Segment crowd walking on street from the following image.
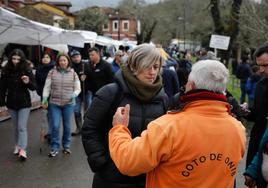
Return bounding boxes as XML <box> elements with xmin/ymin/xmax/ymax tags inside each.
<box><xmin>1</xmin><ymin>41</ymin><xmax>268</xmax><ymax>188</ymax></box>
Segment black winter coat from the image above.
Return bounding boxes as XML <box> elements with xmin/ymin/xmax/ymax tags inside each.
<box><xmin>0</xmin><ymin>67</ymin><xmax>36</xmax><ymax>110</ymax></box>
<box><xmin>246</xmin><ymin>77</ymin><xmax>268</xmax><ymax>167</ymax></box>
<box><xmin>86</xmin><ymin>59</ymin><xmax>114</xmax><ymax>95</ymax></box>
<box><xmin>35</xmin><ymin>62</ymin><xmax>54</xmax><ymax>97</ymax></box>
<box><xmin>71</xmin><ymin>60</ymin><xmax>90</xmax><ymax>98</ymax></box>
<box><xmin>82</xmin><ymin>71</ymin><xmax>169</xmax><ymax>188</ymax></box>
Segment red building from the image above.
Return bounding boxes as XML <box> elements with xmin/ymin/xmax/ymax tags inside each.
<box><xmin>101</xmin><ymin>8</ymin><xmax>140</xmax><ymax>41</ymax></box>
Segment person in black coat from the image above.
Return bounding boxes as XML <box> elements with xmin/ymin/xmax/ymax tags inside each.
<box><xmin>87</xmin><ymin>47</ymin><xmax>114</xmax><ymax>95</ymax></box>
<box><xmin>0</xmin><ymin>49</ymin><xmax>36</xmax><ymax>161</ymax></box>
<box><xmin>82</xmin><ymin>44</ymin><xmax>169</xmax><ymax>188</ymax></box>
<box><xmin>236</xmin><ymin>56</ymin><xmax>252</xmax><ymax>104</ymax></box>
<box><xmin>70</xmin><ymin>50</ymin><xmax>91</xmax><ymax>136</ymax></box>
<box><xmin>162</xmin><ymin>65</ymin><xmax>180</xmax><ymax>105</ymax></box>
<box><xmin>242</xmin><ymin>44</ymin><xmax>268</xmax><ymax>173</ymax></box>
<box><xmin>35</xmin><ymin>52</ymin><xmax>55</xmax><ymax>142</ymax></box>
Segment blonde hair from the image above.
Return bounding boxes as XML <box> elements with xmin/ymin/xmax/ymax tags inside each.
<box><xmin>126</xmin><ymin>44</ymin><xmax>164</xmax><ymax>75</ymax></box>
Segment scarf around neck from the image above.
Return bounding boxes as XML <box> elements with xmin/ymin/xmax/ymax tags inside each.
<box><xmin>121</xmin><ymin>65</ymin><xmax>162</xmax><ymax>103</ymax></box>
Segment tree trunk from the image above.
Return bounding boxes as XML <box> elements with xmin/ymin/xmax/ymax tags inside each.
<box><xmin>136</xmin><ymin>20</ymin><xmax>158</xmax><ymax>44</ymax></box>
<box><xmin>228</xmin><ymin>0</ymin><xmax>243</xmax><ymax>66</ymax></box>
<box><xmin>210</xmin><ymin>0</ymin><xmax>243</xmax><ymax>66</ymax></box>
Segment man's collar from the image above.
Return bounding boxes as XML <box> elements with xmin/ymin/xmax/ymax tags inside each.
<box><xmin>179</xmin><ymin>89</ymin><xmax>227</xmax><ymax>103</ymax></box>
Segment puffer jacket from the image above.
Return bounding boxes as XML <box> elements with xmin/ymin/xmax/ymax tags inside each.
<box><xmin>0</xmin><ymin>67</ymin><xmax>36</xmax><ymax>110</ymax></box>
<box><xmin>82</xmin><ymin>70</ymin><xmax>169</xmax><ymax>188</ymax></box>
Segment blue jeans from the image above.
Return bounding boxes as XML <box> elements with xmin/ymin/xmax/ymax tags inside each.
<box><xmin>49</xmin><ymin>103</ymin><xmax>74</xmax><ymax>151</ymax></box>
<box><xmin>8</xmin><ymin>108</ymin><xmax>30</xmax><ymax>150</ymax></box>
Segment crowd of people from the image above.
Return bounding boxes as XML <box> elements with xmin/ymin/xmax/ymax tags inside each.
<box><xmin>0</xmin><ymin>42</ymin><xmax>268</xmax><ymax>187</ymax></box>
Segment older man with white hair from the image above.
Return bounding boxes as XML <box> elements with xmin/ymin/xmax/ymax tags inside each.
<box><xmin>109</xmin><ymin>60</ymin><xmax>246</xmax><ymax>188</ymax></box>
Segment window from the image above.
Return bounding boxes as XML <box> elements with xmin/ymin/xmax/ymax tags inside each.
<box><xmin>103</xmin><ymin>23</ymin><xmax>109</xmax><ymax>31</ymax></box>
<box><xmin>113</xmin><ymin>20</ymin><xmax>118</xmax><ymax>31</ymax></box>
<box><xmin>122</xmin><ymin>20</ymin><xmax>129</xmax><ymax>31</ymax></box>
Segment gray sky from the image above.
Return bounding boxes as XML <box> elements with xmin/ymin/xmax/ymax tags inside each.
<box><xmin>70</xmin><ymin>0</ymin><xmax>159</xmax><ymax>11</ymax></box>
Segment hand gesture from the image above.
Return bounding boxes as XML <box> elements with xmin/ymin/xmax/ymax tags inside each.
<box><xmin>113</xmin><ymin>104</ymin><xmax>130</xmax><ymax>127</ymax></box>
<box><xmin>21</xmin><ymin>75</ymin><xmax>29</xmax><ymax>84</ymax></box>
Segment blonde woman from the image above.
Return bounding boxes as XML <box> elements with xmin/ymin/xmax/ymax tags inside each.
<box><xmin>82</xmin><ymin>44</ymin><xmax>169</xmax><ymax>188</ymax></box>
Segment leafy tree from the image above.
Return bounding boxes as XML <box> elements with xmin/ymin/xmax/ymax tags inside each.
<box><xmin>75</xmin><ymin>7</ymin><xmax>108</xmax><ymax>34</ymax></box>
<box><xmin>59</xmin><ymin>18</ymin><xmax>73</xmax><ymax>29</ymax></box>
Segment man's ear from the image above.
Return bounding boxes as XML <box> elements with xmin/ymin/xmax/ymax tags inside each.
<box><xmin>190</xmin><ymin>81</ymin><xmax>196</xmax><ymax>90</ymax></box>
<box><xmin>185</xmin><ymin>80</ymin><xmax>196</xmax><ymax>92</ymax></box>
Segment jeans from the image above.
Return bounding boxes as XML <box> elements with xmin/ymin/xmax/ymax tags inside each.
<box><xmin>8</xmin><ymin>108</ymin><xmax>30</xmax><ymax>150</ymax></box>
<box><xmin>49</xmin><ymin>103</ymin><xmax>74</xmax><ymax>151</ymax></box>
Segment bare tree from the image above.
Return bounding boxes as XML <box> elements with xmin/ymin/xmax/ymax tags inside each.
<box><xmin>209</xmin><ymin>0</ymin><xmax>243</xmax><ymax>65</ymax></box>
<box><xmin>239</xmin><ymin>0</ymin><xmax>268</xmax><ymax>47</ymax></box>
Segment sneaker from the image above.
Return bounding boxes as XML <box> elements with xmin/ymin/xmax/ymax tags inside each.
<box><xmin>48</xmin><ymin>150</ymin><xmax>59</xmax><ymax>158</ymax></box>
<box><xmin>13</xmin><ymin>145</ymin><xmax>20</xmax><ymax>155</ymax></box>
<box><xmin>62</xmin><ymin>148</ymin><xmax>71</xmax><ymax>155</ymax></box>
<box><xmin>18</xmin><ymin>149</ymin><xmax>27</xmax><ymax>161</ymax></box>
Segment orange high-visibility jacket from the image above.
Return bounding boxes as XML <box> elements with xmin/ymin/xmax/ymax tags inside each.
<box><xmin>109</xmin><ymin>100</ymin><xmax>246</xmax><ymax>188</ymax></box>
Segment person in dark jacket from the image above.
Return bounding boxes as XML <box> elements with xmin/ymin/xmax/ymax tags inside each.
<box><xmin>242</xmin><ymin>44</ymin><xmax>268</xmax><ymax>171</ymax></box>
<box><xmin>82</xmin><ymin>44</ymin><xmax>169</xmax><ymax>188</ymax></box>
<box><xmin>87</xmin><ymin>47</ymin><xmax>114</xmax><ymax>95</ymax></box>
<box><xmin>0</xmin><ymin>49</ymin><xmax>36</xmax><ymax>161</ymax></box>
<box><xmin>246</xmin><ymin>65</ymin><xmax>262</xmax><ymax>109</ymax></box>
<box><xmin>70</xmin><ymin>50</ymin><xmax>91</xmax><ymax>136</ymax></box>
<box><xmin>35</xmin><ymin>52</ymin><xmax>55</xmax><ymax>142</ymax></box>
<box><xmin>236</xmin><ymin>56</ymin><xmax>252</xmax><ymax>104</ymax></box>
<box><xmin>162</xmin><ymin>64</ymin><xmax>179</xmax><ymax>105</ymax></box>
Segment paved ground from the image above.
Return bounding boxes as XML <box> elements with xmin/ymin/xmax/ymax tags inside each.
<box><xmin>0</xmin><ymin>109</ymin><xmax>93</xmax><ymax>188</ymax></box>
<box><xmin>0</xmin><ymin>109</ymin><xmax>249</xmax><ymax>188</ymax></box>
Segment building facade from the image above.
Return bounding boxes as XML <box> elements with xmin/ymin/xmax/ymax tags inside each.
<box><xmin>101</xmin><ymin>8</ymin><xmax>140</xmax><ymax>41</ymax></box>
<box><xmin>0</xmin><ymin>0</ymin><xmax>74</xmax><ymax>28</ymax></box>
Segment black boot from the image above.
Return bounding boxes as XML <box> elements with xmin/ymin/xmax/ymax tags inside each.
<box><xmin>72</xmin><ymin>115</ymin><xmax>82</xmax><ymax>136</ymax></box>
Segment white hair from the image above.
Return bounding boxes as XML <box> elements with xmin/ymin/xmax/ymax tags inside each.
<box><xmin>188</xmin><ymin>60</ymin><xmax>229</xmax><ymax>93</ymax></box>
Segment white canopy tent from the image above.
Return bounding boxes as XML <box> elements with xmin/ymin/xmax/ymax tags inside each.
<box><xmin>0</xmin><ymin>8</ymin><xmax>87</xmax><ymax>52</ymax></box>
<box><xmin>0</xmin><ymin>8</ymin><xmax>138</xmax><ymax>53</ymax></box>
<box><xmin>73</xmin><ymin>30</ymin><xmax>97</xmax><ymax>43</ymax></box>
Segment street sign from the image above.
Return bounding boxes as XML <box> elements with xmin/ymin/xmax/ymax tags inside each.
<box><xmin>209</xmin><ymin>34</ymin><xmax>230</xmax><ymax>50</ymax></box>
